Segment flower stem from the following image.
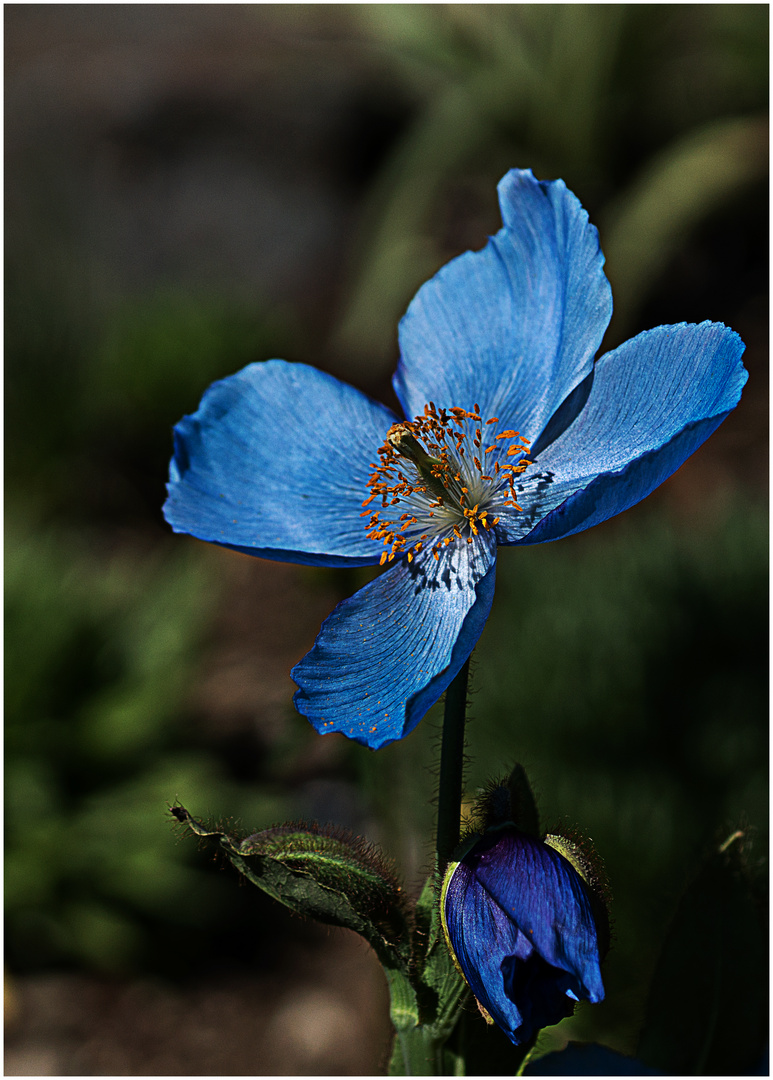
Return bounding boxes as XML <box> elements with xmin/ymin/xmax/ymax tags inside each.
<box><xmin>436</xmin><ymin>658</ymin><xmax>471</xmax><ymax>868</ymax></box>
<box><xmin>388</xmin><ymin>1025</ymin><xmax>450</xmax><ymax>1076</ymax></box>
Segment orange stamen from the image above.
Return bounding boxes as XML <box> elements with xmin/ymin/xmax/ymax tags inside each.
<box><xmin>363</xmin><ymin>403</ymin><xmax>530</xmax><ymax>564</ymax></box>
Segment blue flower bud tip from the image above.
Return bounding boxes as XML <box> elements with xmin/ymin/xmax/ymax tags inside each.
<box><xmin>441</xmin><ymin>827</ymin><xmax>607</xmax><ymax>1045</ymax></box>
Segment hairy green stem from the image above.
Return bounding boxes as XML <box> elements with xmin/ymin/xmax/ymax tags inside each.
<box><xmin>436</xmin><ymin>658</ymin><xmax>470</xmax><ymax>869</ymax></box>
<box><xmin>388</xmin><ymin>1026</ymin><xmax>451</xmax><ymax>1076</ymax></box>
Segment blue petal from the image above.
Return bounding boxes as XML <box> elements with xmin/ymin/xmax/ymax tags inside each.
<box><xmin>164</xmin><ymin>360</ymin><xmax>398</xmax><ymax>566</ymax></box>
<box><xmin>291</xmin><ymin>532</ymin><xmax>497</xmax><ymax>749</ymax></box>
<box><xmin>494</xmin><ymin>322</ymin><xmax>747</xmax><ymax>544</ymax></box>
<box><xmin>443</xmin><ymin>859</ymin><xmax>530</xmax><ymax>1042</ymax></box>
<box><xmin>444</xmin><ymin>859</ymin><xmax>578</xmax><ymax>1044</ymax></box>
<box><xmin>470</xmin><ymin>831</ymin><xmax>604</xmax><ymax>1003</ymax></box>
<box><xmin>394</xmin><ymin>169</ymin><xmax>612</xmax><ymax>441</ymax></box>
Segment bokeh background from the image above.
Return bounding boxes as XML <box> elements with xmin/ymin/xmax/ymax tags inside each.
<box><xmin>5</xmin><ymin>4</ymin><xmax>768</xmax><ymax>1075</ymax></box>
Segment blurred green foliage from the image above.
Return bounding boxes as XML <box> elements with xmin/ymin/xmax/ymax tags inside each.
<box><xmin>5</xmin><ymin>3</ymin><xmax>767</xmax><ymax>1067</ymax></box>
<box><xmin>5</xmin><ymin>282</ymin><xmax>301</xmax><ymax>972</ymax></box>
<box><xmin>637</xmin><ymin>832</ymin><xmax>766</xmax><ymax>1074</ymax></box>
<box><xmin>335</xmin><ymin>4</ymin><xmax>767</xmax><ymax>364</ymax></box>
<box><xmin>4</xmin><ymin>508</ymin><xmax>296</xmax><ymax>973</ymax></box>
<box><xmin>5</xmin><ymin>269</ymin><xmax>295</xmax><ymax>517</ymax></box>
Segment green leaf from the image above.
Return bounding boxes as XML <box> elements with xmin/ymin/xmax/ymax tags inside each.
<box><xmin>636</xmin><ymin>831</ymin><xmax>766</xmax><ymax>1075</ymax></box>
<box><xmin>172</xmin><ymin>806</ymin><xmax>412</xmax><ymax>974</ymax></box>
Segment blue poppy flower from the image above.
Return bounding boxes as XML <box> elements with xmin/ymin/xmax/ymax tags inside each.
<box><xmin>440</xmin><ymin>827</ymin><xmax>606</xmax><ymax>1046</ymax></box>
<box><xmin>164</xmin><ymin>168</ymin><xmax>747</xmax><ymax>750</ymax></box>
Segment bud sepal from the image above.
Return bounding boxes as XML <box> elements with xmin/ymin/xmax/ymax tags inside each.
<box><xmin>171</xmin><ymin>805</ymin><xmax>412</xmax><ymax>973</ymax></box>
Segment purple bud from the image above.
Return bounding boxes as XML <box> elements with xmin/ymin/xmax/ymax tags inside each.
<box><xmin>441</xmin><ymin>827</ymin><xmax>606</xmax><ymax>1045</ymax></box>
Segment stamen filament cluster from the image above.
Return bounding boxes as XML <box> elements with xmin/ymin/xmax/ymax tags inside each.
<box><xmin>361</xmin><ymin>402</ymin><xmax>531</xmax><ymax>565</ymax></box>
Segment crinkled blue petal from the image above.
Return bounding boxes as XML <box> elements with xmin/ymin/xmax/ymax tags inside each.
<box><xmin>443</xmin><ymin>858</ymin><xmax>580</xmax><ymax>1045</ymax></box>
<box><xmin>394</xmin><ymin>169</ymin><xmax>612</xmax><ymax>440</ymax></box>
<box><xmin>469</xmin><ymin>831</ymin><xmax>604</xmax><ymax>1003</ymax></box>
<box><xmin>494</xmin><ymin>322</ymin><xmax>747</xmax><ymax>544</ymax></box>
<box><xmin>164</xmin><ymin>360</ymin><xmax>397</xmax><ymax>566</ymax></box>
<box><xmin>443</xmin><ymin>859</ymin><xmax>530</xmax><ymax>1042</ymax></box>
<box><xmin>291</xmin><ymin>532</ymin><xmax>497</xmax><ymax>749</ymax></box>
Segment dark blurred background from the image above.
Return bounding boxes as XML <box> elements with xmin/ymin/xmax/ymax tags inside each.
<box><xmin>5</xmin><ymin>5</ymin><xmax>768</xmax><ymax>1074</ymax></box>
